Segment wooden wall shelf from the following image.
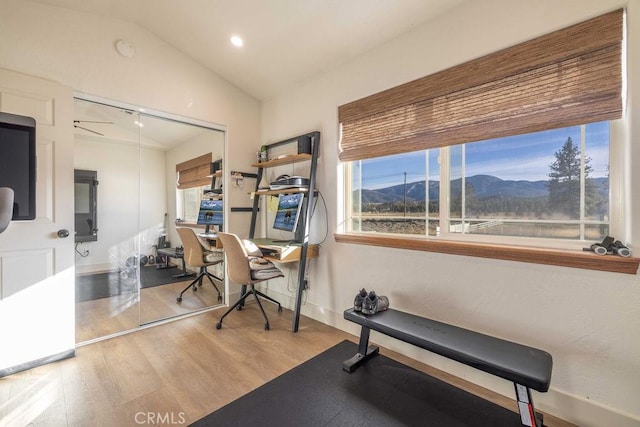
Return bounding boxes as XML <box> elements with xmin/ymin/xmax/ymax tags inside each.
<box><xmin>251</xmin><ymin>153</ymin><xmax>312</xmax><ymax>168</ymax></box>
<box><xmin>253</xmin><ymin>188</ymin><xmax>312</xmax><ymax>196</ymax></box>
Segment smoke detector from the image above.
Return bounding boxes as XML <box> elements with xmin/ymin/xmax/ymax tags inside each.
<box><xmin>115</xmin><ymin>40</ymin><xmax>135</xmax><ymax>58</ymax></box>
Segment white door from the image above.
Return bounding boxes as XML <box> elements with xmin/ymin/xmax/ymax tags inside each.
<box><xmin>0</xmin><ymin>68</ymin><xmax>75</xmax><ymax>374</ymax></box>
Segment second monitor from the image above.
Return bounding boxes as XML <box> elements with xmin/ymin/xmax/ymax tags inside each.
<box><xmin>197</xmin><ymin>199</ymin><xmax>223</xmax><ymax>234</ymax></box>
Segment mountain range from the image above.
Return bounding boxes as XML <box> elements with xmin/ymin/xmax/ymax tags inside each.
<box><xmin>359</xmin><ymin>175</ymin><xmax>607</xmax><ymax>204</ymax></box>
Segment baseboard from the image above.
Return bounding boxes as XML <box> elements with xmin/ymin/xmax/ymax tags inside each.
<box><xmin>75</xmin><ymin>263</ymin><xmax>112</xmax><ymax>275</ymax></box>
<box><xmin>226</xmin><ymin>287</ymin><xmax>244</xmax><ymax>304</ymax></box>
<box><xmin>0</xmin><ymin>349</ymin><xmax>75</xmax><ymax>378</ymax></box>
<box><xmin>537</xmin><ymin>387</ymin><xmax>640</xmax><ymax>427</ymax></box>
<box><xmin>294</xmin><ymin>303</ymin><xmax>640</xmax><ymax>427</ymax></box>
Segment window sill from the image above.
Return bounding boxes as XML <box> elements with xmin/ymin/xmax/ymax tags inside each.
<box><xmin>334</xmin><ymin>233</ymin><xmax>639</xmax><ymax>275</ymax></box>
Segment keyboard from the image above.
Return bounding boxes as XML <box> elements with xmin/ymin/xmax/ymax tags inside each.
<box><xmin>260</xmin><ymin>248</ymin><xmax>280</xmax><ymax>257</ymax></box>
<box><xmin>199</xmin><ymin>232</ymin><xmax>218</xmax><ymax>238</ymax></box>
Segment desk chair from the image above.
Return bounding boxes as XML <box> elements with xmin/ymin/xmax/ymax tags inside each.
<box><xmin>0</xmin><ymin>187</ymin><xmax>13</xmax><ymax>234</ymax></box>
<box><xmin>216</xmin><ymin>232</ymin><xmax>284</xmax><ymax>331</ymax></box>
<box><xmin>175</xmin><ymin>227</ymin><xmax>224</xmax><ymax>303</ymax></box>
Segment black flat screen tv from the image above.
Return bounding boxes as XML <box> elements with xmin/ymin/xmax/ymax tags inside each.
<box><xmin>0</xmin><ymin>112</ymin><xmax>36</xmax><ymax>220</ymax></box>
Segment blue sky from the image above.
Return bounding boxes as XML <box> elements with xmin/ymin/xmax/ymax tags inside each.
<box><xmin>357</xmin><ymin>122</ymin><xmax>609</xmax><ymax>190</ymax></box>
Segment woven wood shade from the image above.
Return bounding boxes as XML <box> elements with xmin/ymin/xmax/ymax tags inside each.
<box><xmin>176</xmin><ymin>153</ymin><xmax>212</xmax><ymax>189</ymax></box>
<box><xmin>338</xmin><ymin>9</ymin><xmax>623</xmax><ymax>162</ymax></box>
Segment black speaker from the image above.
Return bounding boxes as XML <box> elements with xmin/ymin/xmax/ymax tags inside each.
<box><xmin>297</xmin><ymin>135</ymin><xmax>312</xmax><ymax>154</ymax></box>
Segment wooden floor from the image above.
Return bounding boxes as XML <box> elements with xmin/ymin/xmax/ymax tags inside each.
<box><xmin>1</xmin><ymin>305</ymin><xmax>575</xmax><ymax>426</ymax></box>
<box><xmin>75</xmin><ymin>268</ymin><xmax>224</xmax><ymax>343</ymax></box>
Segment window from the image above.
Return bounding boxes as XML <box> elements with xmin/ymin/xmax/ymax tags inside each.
<box><xmin>175</xmin><ymin>153</ymin><xmax>213</xmax><ymax>223</ymax></box>
<box><xmin>348</xmin><ymin>122</ymin><xmax>611</xmax><ymax>245</ymax></box>
<box><xmin>337</xmin><ymin>10</ymin><xmax>640</xmax><ymax>273</ymax></box>
<box><xmin>179</xmin><ymin>185</ymin><xmax>211</xmax><ymax>223</ymax></box>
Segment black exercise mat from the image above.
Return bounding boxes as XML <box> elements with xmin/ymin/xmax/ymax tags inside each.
<box><xmin>75</xmin><ymin>266</ymin><xmax>190</xmax><ymax>303</ymax></box>
<box><xmin>191</xmin><ymin>340</ymin><xmax>521</xmax><ymax>426</ymax></box>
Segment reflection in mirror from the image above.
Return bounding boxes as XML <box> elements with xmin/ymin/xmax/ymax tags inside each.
<box><xmin>74</xmin><ymin>169</ymin><xmax>98</xmax><ymax>243</ymax></box>
<box><xmin>138</xmin><ymin>113</ymin><xmax>225</xmax><ymax>326</ymax></box>
<box><xmin>74</xmin><ymin>98</ymin><xmax>141</xmax><ymax>342</ymax></box>
<box><xmin>73</xmin><ymin>97</ymin><xmax>225</xmax><ymax>343</ymax></box>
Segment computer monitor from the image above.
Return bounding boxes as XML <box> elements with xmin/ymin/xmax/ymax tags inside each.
<box><xmin>273</xmin><ymin>193</ymin><xmax>304</xmax><ymax>235</ymax></box>
<box><xmin>197</xmin><ymin>199</ymin><xmax>223</xmax><ymax>233</ymax></box>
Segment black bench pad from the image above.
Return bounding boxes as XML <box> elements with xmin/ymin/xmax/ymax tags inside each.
<box><xmin>344</xmin><ymin>308</ymin><xmax>552</xmax><ymax>392</ymax></box>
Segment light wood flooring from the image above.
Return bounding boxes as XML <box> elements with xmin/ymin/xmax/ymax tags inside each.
<box><xmin>2</xmin><ymin>305</ymin><xmax>575</xmax><ymax>426</ymax></box>
<box><xmin>75</xmin><ymin>269</ymin><xmax>224</xmax><ymax>343</ymax></box>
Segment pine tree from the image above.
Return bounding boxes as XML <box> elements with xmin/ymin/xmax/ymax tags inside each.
<box><xmin>547</xmin><ymin>137</ymin><xmax>597</xmax><ymax>218</ymax></box>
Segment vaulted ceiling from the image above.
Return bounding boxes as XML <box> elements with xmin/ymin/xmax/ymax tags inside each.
<box><xmin>30</xmin><ymin>0</ymin><xmax>465</xmax><ymax>101</ymax></box>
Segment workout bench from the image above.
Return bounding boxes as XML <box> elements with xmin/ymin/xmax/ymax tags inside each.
<box><xmin>343</xmin><ymin>308</ymin><xmax>553</xmax><ymax>427</ymax></box>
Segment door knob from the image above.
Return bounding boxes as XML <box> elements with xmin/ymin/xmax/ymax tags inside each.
<box><xmin>57</xmin><ymin>229</ymin><xmax>70</xmax><ymax>238</ymax></box>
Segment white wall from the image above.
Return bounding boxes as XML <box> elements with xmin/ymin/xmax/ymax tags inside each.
<box><xmin>0</xmin><ymin>0</ymin><xmax>262</xmax><ymax>265</ymax></box>
<box><xmin>261</xmin><ymin>0</ymin><xmax>640</xmax><ymax>426</ymax></box>
<box><xmin>0</xmin><ymin>0</ymin><xmax>261</xmax><ymax>236</ymax></box>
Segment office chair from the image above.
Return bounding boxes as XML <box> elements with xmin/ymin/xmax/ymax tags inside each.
<box><xmin>0</xmin><ymin>187</ymin><xmax>14</xmax><ymax>234</ymax></box>
<box><xmin>216</xmin><ymin>232</ymin><xmax>284</xmax><ymax>331</ymax></box>
<box><xmin>175</xmin><ymin>227</ymin><xmax>224</xmax><ymax>303</ymax></box>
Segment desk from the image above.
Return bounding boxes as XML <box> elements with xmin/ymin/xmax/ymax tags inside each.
<box><xmin>198</xmin><ymin>232</ymin><xmax>223</xmax><ymax>249</ymax></box>
<box><xmin>251</xmin><ymin>238</ymin><xmax>319</xmax><ymax>263</ymax></box>
<box><xmin>203</xmin><ymin>235</ymin><xmax>319</xmax><ymax>328</ymax></box>
<box><xmin>250</xmin><ymin>238</ymin><xmax>319</xmax><ymax>332</ymax></box>
<box><xmin>156</xmin><ymin>248</ymin><xmax>194</xmax><ymax>279</ymax></box>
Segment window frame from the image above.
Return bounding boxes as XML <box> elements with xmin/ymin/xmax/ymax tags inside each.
<box><xmin>174</xmin><ymin>152</ymin><xmax>215</xmax><ymax>226</ymax></box>
<box><xmin>338</xmin><ymin>120</ymin><xmax>638</xmax><ymax>274</ymax></box>
<box><xmin>177</xmin><ymin>184</ymin><xmax>211</xmax><ymax>225</ymax></box>
<box><xmin>335</xmin><ymin>9</ymin><xmax>637</xmax><ymax>274</ymax></box>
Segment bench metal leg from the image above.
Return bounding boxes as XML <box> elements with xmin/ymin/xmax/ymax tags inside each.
<box><xmin>342</xmin><ymin>326</ymin><xmax>380</xmax><ymax>373</ymax></box>
<box><xmin>515</xmin><ymin>383</ymin><xmax>544</xmax><ymax>427</ymax></box>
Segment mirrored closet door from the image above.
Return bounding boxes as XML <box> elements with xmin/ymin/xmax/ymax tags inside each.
<box><xmin>73</xmin><ymin>97</ymin><xmax>226</xmax><ymax>343</ymax></box>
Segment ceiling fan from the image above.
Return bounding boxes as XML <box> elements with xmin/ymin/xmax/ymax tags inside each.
<box><xmin>73</xmin><ymin>120</ymin><xmax>113</xmax><ymax>136</ymax></box>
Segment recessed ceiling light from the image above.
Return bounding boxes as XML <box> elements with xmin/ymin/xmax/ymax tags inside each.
<box><xmin>230</xmin><ymin>35</ymin><xmax>244</xmax><ymax>47</ymax></box>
